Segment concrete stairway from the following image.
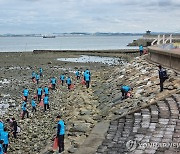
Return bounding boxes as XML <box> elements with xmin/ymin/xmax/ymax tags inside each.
<box><xmin>96</xmin><ymin>93</ymin><xmax>180</xmax><ymax>154</ymax></box>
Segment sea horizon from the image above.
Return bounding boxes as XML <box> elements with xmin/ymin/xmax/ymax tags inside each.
<box><xmin>0</xmin><ymin>35</ymin><xmax>141</xmax><ymax>52</ymax></box>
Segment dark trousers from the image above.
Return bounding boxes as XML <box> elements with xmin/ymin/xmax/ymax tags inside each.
<box><xmin>45</xmin><ymin>94</ymin><xmax>48</xmax><ymax>97</ymax></box>
<box><xmin>121</xmin><ymin>89</ymin><xmax>127</xmax><ymax>99</ymax></box>
<box><xmin>68</xmin><ymin>84</ymin><xmax>71</xmax><ymax>90</ymax></box>
<box><xmin>44</xmin><ymin>104</ymin><xmax>49</xmax><ymax>111</ymax></box>
<box><xmin>58</xmin><ymin>135</ymin><xmax>64</xmax><ymax>153</ymax></box>
<box><xmin>3</xmin><ymin>144</ymin><xmax>8</xmax><ymax>153</ymax></box>
<box><xmin>52</xmin><ymin>84</ymin><xmax>55</xmax><ymax>90</ymax></box>
<box><xmin>38</xmin><ymin>95</ymin><xmax>42</xmax><ymax>102</ymax></box>
<box><xmin>140</xmin><ymin>50</ymin><xmax>143</xmax><ymax>56</ymax></box>
<box><xmin>32</xmin><ymin>107</ymin><xmax>36</xmax><ymax>112</ymax></box>
<box><xmin>36</xmin><ymin>79</ymin><xmax>39</xmax><ymax>84</ymax></box>
<box><xmin>61</xmin><ymin>80</ymin><xmax>64</xmax><ymax>86</ymax></box>
<box><xmin>86</xmin><ymin>81</ymin><xmax>90</xmax><ymax>88</ymax></box>
<box><xmin>160</xmin><ymin>79</ymin><xmax>164</xmax><ymax>92</ymax></box>
<box><xmin>22</xmin><ymin>110</ymin><xmax>29</xmax><ymax>119</ymax></box>
<box><xmin>13</xmin><ymin>131</ymin><xmax>17</xmax><ymax>139</ymax></box>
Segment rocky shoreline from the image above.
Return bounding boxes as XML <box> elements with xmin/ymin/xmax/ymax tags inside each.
<box><xmin>0</xmin><ymin>52</ymin><xmax>179</xmax><ymax>154</ymax></box>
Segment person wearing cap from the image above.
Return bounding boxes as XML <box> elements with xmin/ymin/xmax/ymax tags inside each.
<box><xmin>56</xmin><ymin>115</ymin><xmax>65</xmax><ymax>153</ymax></box>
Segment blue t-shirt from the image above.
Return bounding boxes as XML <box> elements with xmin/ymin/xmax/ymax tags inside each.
<box><xmin>1</xmin><ymin>131</ymin><xmax>9</xmax><ymax>144</ymax></box>
<box><xmin>60</xmin><ymin>75</ymin><xmax>65</xmax><ymax>81</ymax></box>
<box><xmin>84</xmin><ymin>73</ymin><xmax>90</xmax><ymax>81</ymax></box>
<box><xmin>43</xmin><ymin>96</ymin><xmax>49</xmax><ymax>104</ymax></box>
<box><xmin>57</xmin><ymin>120</ymin><xmax>65</xmax><ymax>135</ymax></box>
<box><xmin>23</xmin><ymin>89</ymin><xmax>29</xmax><ymax>97</ymax></box>
<box><xmin>66</xmin><ymin>78</ymin><xmax>71</xmax><ymax>85</ymax></box>
<box><xmin>31</xmin><ymin>100</ymin><xmax>36</xmax><ymax>107</ymax></box>
<box><xmin>44</xmin><ymin>87</ymin><xmax>49</xmax><ymax>94</ymax></box>
<box><xmin>51</xmin><ymin>78</ymin><xmax>56</xmax><ymax>84</ymax></box>
<box><xmin>122</xmin><ymin>86</ymin><xmax>131</xmax><ymax>92</ymax></box>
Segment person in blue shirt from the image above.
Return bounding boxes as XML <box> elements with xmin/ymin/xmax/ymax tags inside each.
<box><xmin>39</xmin><ymin>68</ymin><xmax>43</xmax><ymax>77</ymax></box>
<box><xmin>21</xmin><ymin>101</ymin><xmax>29</xmax><ymax>119</ymax></box>
<box><xmin>43</xmin><ymin>96</ymin><xmax>49</xmax><ymax>112</ymax></box>
<box><xmin>84</xmin><ymin>73</ymin><xmax>90</xmax><ymax>89</ymax></box>
<box><xmin>1</xmin><ymin>128</ymin><xmax>9</xmax><ymax>153</ymax></box>
<box><xmin>37</xmin><ymin>87</ymin><xmax>43</xmax><ymax>102</ymax></box>
<box><xmin>84</xmin><ymin>69</ymin><xmax>91</xmax><ymax>81</ymax></box>
<box><xmin>31</xmin><ymin>98</ymin><xmax>37</xmax><ymax>112</ymax></box>
<box><xmin>56</xmin><ymin>115</ymin><xmax>65</xmax><ymax>153</ymax></box>
<box><xmin>36</xmin><ymin>74</ymin><xmax>40</xmax><ymax>84</ymax></box>
<box><xmin>139</xmin><ymin>44</ymin><xmax>144</xmax><ymax>56</ymax></box>
<box><xmin>32</xmin><ymin>71</ymin><xmax>36</xmax><ymax>82</ymax></box>
<box><xmin>121</xmin><ymin>85</ymin><xmax>132</xmax><ymax>99</ymax></box>
<box><xmin>51</xmin><ymin>77</ymin><xmax>56</xmax><ymax>90</ymax></box>
<box><xmin>66</xmin><ymin>77</ymin><xmax>71</xmax><ymax>90</ymax></box>
<box><xmin>0</xmin><ymin>140</ymin><xmax>4</xmax><ymax>154</ymax></box>
<box><xmin>75</xmin><ymin>70</ymin><xmax>80</xmax><ymax>80</ymax></box>
<box><xmin>44</xmin><ymin>86</ymin><xmax>49</xmax><ymax>97</ymax></box>
<box><xmin>23</xmin><ymin>88</ymin><xmax>29</xmax><ymax>102</ymax></box>
<box><xmin>60</xmin><ymin>74</ymin><xmax>65</xmax><ymax>86</ymax></box>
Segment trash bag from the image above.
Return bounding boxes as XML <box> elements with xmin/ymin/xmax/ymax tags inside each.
<box><xmin>126</xmin><ymin>92</ymin><xmax>131</xmax><ymax>98</ymax></box>
<box><xmin>70</xmin><ymin>84</ymin><xmax>75</xmax><ymax>90</ymax></box>
<box><xmin>34</xmin><ymin>95</ymin><xmax>37</xmax><ymax>99</ymax></box>
<box><xmin>33</xmin><ymin>78</ymin><xmax>36</xmax><ymax>83</ymax></box>
<box><xmin>52</xmin><ymin>137</ymin><xmax>59</xmax><ymax>151</ymax></box>
<box><xmin>42</xmin><ymin>94</ymin><xmax>45</xmax><ymax>99</ymax></box>
<box><xmin>39</xmin><ymin>100</ymin><xmax>44</xmax><ymax>107</ymax></box>
<box><xmin>48</xmin><ymin>83</ymin><xmax>52</xmax><ymax>89</ymax></box>
<box><xmin>22</xmin><ymin>96</ymin><xmax>26</xmax><ymax>101</ymax></box>
<box><xmin>81</xmin><ymin>79</ymin><xmax>86</xmax><ymax>85</ymax></box>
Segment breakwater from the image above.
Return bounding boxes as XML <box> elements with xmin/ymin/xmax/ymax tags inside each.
<box><xmin>148</xmin><ymin>46</ymin><xmax>180</xmax><ymax>72</ymax></box>
<box><xmin>33</xmin><ymin>49</ymin><xmax>139</xmax><ymax>54</ymax></box>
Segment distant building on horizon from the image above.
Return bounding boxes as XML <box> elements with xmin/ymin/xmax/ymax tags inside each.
<box><xmin>146</xmin><ymin>30</ymin><xmax>151</xmax><ymax>35</ymax></box>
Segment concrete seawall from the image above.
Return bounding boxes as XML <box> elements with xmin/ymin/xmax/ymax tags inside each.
<box><xmin>33</xmin><ymin>49</ymin><xmax>139</xmax><ymax>54</ymax></box>
<box><xmin>148</xmin><ymin>46</ymin><xmax>180</xmax><ymax>72</ymax></box>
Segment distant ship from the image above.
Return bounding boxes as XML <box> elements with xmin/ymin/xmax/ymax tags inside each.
<box><xmin>43</xmin><ymin>35</ymin><xmax>56</xmax><ymax>38</ymax></box>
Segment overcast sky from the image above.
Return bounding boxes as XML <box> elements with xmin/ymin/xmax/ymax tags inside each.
<box><xmin>0</xmin><ymin>0</ymin><xmax>179</xmax><ymax>34</ymax></box>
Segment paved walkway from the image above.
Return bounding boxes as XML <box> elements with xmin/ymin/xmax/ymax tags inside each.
<box><xmin>74</xmin><ymin>121</ymin><xmax>109</xmax><ymax>154</ymax></box>
<box><xmin>96</xmin><ymin>93</ymin><xmax>180</xmax><ymax>154</ymax></box>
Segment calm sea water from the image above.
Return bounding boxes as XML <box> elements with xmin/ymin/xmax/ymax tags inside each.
<box><xmin>0</xmin><ymin>35</ymin><xmax>141</xmax><ymax>52</ymax></box>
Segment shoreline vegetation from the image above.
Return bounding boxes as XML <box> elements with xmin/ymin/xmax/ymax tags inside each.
<box><xmin>0</xmin><ymin>51</ymin><xmax>179</xmax><ymax>154</ymax></box>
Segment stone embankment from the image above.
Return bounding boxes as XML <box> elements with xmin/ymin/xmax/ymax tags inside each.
<box><xmin>76</xmin><ymin>55</ymin><xmax>180</xmax><ymax>154</ymax></box>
